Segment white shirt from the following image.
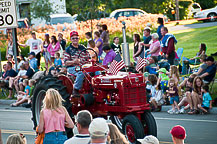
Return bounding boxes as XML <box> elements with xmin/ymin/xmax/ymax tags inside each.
<box><xmin>17</xmin><ymin>69</ymin><xmax>27</xmax><ymax>77</ymax></box>
<box><xmin>26</xmin><ymin>38</ymin><xmax>43</xmax><ymax>54</ymax></box>
<box><xmin>64</xmin><ymin>134</ymin><xmax>90</xmax><ymax>144</ymax></box>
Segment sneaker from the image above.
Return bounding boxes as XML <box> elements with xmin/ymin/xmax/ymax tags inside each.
<box><xmin>175</xmin><ymin>110</ymin><xmax>181</xmax><ymax>114</ymax></box>
<box><xmin>168</xmin><ymin>109</ymin><xmax>176</xmax><ymax>114</ymax></box>
<box><xmin>180</xmin><ymin>108</ymin><xmax>185</xmax><ymax>114</ymax></box>
<box><xmin>167</xmin><ymin>109</ymin><xmax>173</xmax><ymax>113</ymax></box>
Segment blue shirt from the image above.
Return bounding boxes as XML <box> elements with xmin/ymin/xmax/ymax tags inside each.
<box><xmin>202</xmin><ymin>92</ymin><xmax>212</xmax><ymax>107</ymax></box>
<box><xmin>29</xmin><ymin>58</ymin><xmax>38</xmax><ymax>71</ymax></box>
<box><xmin>24</xmin><ymin>85</ymin><xmax>31</xmax><ymax>95</ymax></box>
<box><xmin>54</xmin><ymin>58</ymin><xmax>62</xmax><ymax>67</ymax></box>
<box><xmin>157</xmin><ymin>24</ymin><xmax>164</xmax><ymax>40</ymax></box>
<box><xmin>204</xmin><ymin>64</ymin><xmax>216</xmax><ymax>82</ymax></box>
<box><xmin>4</xmin><ymin>69</ymin><xmax>17</xmax><ymax>78</ymax></box>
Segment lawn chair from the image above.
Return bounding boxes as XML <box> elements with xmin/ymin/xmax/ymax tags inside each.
<box><xmin>188</xmin><ymin>57</ymin><xmax>201</xmax><ymax>74</ymax></box>
<box><xmin>176</xmin><ymin>48</ymin><xmax>183</xmax><ymax>61</ymax></box>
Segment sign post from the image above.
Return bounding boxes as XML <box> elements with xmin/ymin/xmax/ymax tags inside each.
<box><xmin>0</xmin><ymin>0</ymin><xmax>18</xmax><ymax>72</ymax></box>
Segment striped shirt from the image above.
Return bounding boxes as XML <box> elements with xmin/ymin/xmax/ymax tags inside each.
<box><xmin>64</xmin><ymin>44</ymin><xmax>89</xmax><ymax>66</ymax></box>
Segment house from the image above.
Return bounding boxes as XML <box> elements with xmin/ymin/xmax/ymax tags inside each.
<box><xmin>16</xmin><ymin>0</ymin><xmax>66</xmax><ymax>26</ymax></box>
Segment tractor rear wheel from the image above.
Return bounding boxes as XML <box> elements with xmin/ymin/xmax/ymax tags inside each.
<box><xmin>141</xmin><ymin>112</ymin><xmax>157</xmax><ymax>137</ymax></box>
<box><xmin>122</xmin><ymin>114</ymin><xmax>144</xmax><ymax>144</ymax></box>
<box><xmin>32</xmin><ymin>76</ymin><xmax>73</xmax><ymax>138</ymax></box>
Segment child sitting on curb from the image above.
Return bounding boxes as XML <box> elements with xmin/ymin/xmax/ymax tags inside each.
<box><xmin>198</xmin><ymin>85</ymin><xmax>212</xmax><ymax>114</ymax></box>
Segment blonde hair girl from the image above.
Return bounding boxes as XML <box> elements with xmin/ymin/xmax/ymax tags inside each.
<box><xmin>6</xmin><ymin>133</ymin><xmax>26</xmax><ymax>144</ymax></box>
<box><xmin>108</xmin><ymin>123</ymin><xmax>129</xmax><ymax>144</ymax></box>
<box><xmin>38</xmin><ymin>88</ymin><xmax>74</xmax><ymax>144</ymax></box>
<box><xmin>170</xmin><ymin>65</ymin><xmax>180</xmax><ymax>85</ymax></box>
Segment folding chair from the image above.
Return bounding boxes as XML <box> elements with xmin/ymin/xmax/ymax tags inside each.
<box><xmin>174</xmin><ymin>48</ymin><xmax>183</xmax><ymax>66</ymax></box>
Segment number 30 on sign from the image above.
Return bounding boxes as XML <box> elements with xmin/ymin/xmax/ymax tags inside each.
<box><xmin>0</xmin><ymin>0</ymin><xmax>17</xmax><ymax>28</ymax></box>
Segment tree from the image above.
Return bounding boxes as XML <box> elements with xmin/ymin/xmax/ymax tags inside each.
<box><xmin>194</xmin><ymin>0</ymin><xmax>216</xmax><ymax>9</ymax></box>
<box><xmin>30</xmin><ymin>0</ymin><xmax>56</xmax><ymax>22</ymax></box>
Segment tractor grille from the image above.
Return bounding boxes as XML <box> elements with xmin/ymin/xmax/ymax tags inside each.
<box><xmin>123</xmin><ymin>86</ymin><xmax>146</xmax><ymax>105</ymax></box>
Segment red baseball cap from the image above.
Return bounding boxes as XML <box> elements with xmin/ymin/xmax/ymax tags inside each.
<box><xmin>170</xmin><ymin>125</ymin><xmax>186</xmax><ymax>140</ymax></box>
<box><xmin>70</xmin><ymin>31</ymin><xmax>79</xmax><ymax>37</ymax></box>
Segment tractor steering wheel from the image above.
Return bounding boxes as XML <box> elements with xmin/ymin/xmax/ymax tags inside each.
<box><xmin>78</xmin><ymin>48</ymin><xmax>99</xmax><ymax>63</ymax></box>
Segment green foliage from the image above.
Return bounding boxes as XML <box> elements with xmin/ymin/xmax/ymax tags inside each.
<box><xmin>194</xmin><ymin>0</ymin><xmax>216</xmax><ymax>9</ymax></box>
<box><xmin>30</xmin><ymin>0</ymin><xmax>56</xmax><ymax>21</ymax></box>
<box><xmin>179</xmin><ymin>1</ymin><xmax>192</xmax><ymax>20</ymax></box>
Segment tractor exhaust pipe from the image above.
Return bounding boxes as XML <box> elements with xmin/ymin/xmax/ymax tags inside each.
<box><xmin>121</xmin><ymin>21</ymin><xmax>131</xmax><ymax>68</ymax></box>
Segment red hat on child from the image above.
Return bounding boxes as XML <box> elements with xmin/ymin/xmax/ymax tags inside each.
<box><xmin>170</xmin><ymin>125</ymin><xmax>186</xmax><ymax>140</ymax></box>
<box><xmin>70</xmin><ymin>31</ymin><xmax>79</xmax><ymax>37</ymax></box>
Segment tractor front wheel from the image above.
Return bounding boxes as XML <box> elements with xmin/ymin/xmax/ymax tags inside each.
<box><xmin>122</xmin><ymin>114</ymin><xmax>144</xmax><ymax>144</ymax></box>
<box><xmin>141</xmin><ymin>111</ymin><xmax>157</xmax><ymax>137</ymax></box>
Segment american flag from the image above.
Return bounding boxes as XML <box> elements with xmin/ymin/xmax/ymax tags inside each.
<box><xmin>136</xmin><ymin>50</ymin><xmax>145</xmax><ymax>72</ymax></box>
<box><xmin>108</xmin><ymin>54</ymin><xmax>126</xmax><ymax>75</ymax></box>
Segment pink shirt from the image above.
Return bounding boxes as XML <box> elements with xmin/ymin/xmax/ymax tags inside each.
<box><xmin>47</xmin><ymin>42</ymin><xmax>60</xmax><ymax>57</ymax></box>
<box><xmin>43</xmin><ymin>108</ymin><xmax>65</xmax><ymax>133</ymax></box>
<box><xmin>149</xmin><ymin>40</ymin><xmax>160</xmax><ymax>56</ymax></box>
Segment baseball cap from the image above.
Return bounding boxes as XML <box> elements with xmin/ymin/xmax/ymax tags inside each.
<box><xmin>144</xmin><ymin>26</ymin><xmax>151</xmax><ymax>31</ymax></box>
<box><xmin>45</xmin><ymin>33</ymin><xmax>49</xmax><ymax>36</ymax></box>
<box><xmin>70</xmin><ymin>31</ymin><xmax>79</xmax><ymax>37</ymax></box>
<box><xmin>170</xmin><ymin>125</ymin><xmax>186</xmax><ymax>140</ymax></box>
<box><xmin>28</xmin><ymin>52</ymin><xmax>35</xmax><ymax>56</ymax></box>
<box><xmin>137</xmin><ymin>135</ymin><xmax>159</xmax><ymax>144</ymax></box>
<box><xmin>89</xmin><ymin>118</ymin><xmax>109</xmax><ymax>137</ymax></box>
<box><xmin>157</xmin><ymin>68</ymin><xmax>167</xmax><ymax>74</ymax></box>
<box><xmin>205</xmin><ymin>56</ymin><xmax>214</xmax><ymax>62</ymax></box>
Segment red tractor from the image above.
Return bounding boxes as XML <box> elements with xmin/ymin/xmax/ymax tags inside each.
<box><xmin>31</xmin><ymin>49</ymin><xmax>157</xmax><ymax>143</ymax></box>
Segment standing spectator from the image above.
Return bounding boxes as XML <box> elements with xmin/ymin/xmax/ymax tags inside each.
<box><xmin>88</xmin><ymin>118</ymin><xmax>109</xmax><ymax>144</ymax></box>
<box><xmin>85</xmin><ymin>32</ymin><xmax>92</xmax><ymax>48</ymax></box>
<box><xmin>101</xmin><ymin>24</ymin><xmax>109</xmax><ymax>46</ymax></box>
<box><xmin>140</xmin><ymin>27</ymin><xmax>152</xmax><ymax>50</ymax></box>
<box><xmin>65</xmin><ymin>31</ymin><xmax>89</xmax><ymax>97</ymax></box>
<box><xmin>108</xmin><ymin>123</ymin><xmax>129</xmax><ymax>144</ymax></box>
<box><xmin>64</xmin><ymin>110</ymin><xmax>92</xmax><ymax>144</ymax></box>
<box><xmin>166</xmin><ymin>78</ymin><xmax>180</xmax><ymax>114</ymax></box>
<box><xmin>111</xmin><ymin>37</ymin><xmax>122</xmax><ymax>55</ymax></box>
<box><xmin>28</xmin><ymin>52</ymin><xmax>38</xmax><ymax>72</ymax></box>
<box><xmin>18</xmin><ymin>31</ymin><xmax>43</xmax><ymax>68</ymax></box>
<box><xmin>6</xmin><ymin>34</ymin><xmax>14</xmax><ymax>58</ymax></box>
<box><xmin>161</xmin><ymin>27</ymin><xmax>177</xmax><ymax>65</ymax></box>
<box><xmin>43</xmin><ymin>33</ymin><xmax>52</xmax><ymax>69</ymax></box>
<box><xmin>188</xmin><ymin>76</ymin><xmax>203</xmax><ymax>114</ymax></box>
<box><xmin>198</xmin><ymin>85</ymin><xmax>212</xmax><ymax>114</ymax></box>
<box><xmin>138</xmin><ymin>135</ymin><xmax>159</xmax><ymax>144</ymax></box>
<box><xmin>102</xmin><ymin>46</ymin><xmax>116</xmax><ymax>66</ymax></box>
<box><xmin>170</xmin><ymin>125</ymin><xmax>186</xmax><ymax>144</ymax></box>
<box><xmin>133</xmin><ymin>34</ymin><xmax>142</xmax><ymax>61</ymax></box>
<box><xmin>88</xmin><ymin>40</ymin><xmax>99</xmax><ymax>61</ymax></box>
<box><xmin>38</xmin><ymin>88</ymin><xmax>74</xmax><ymax>144</ymax></box>
<box><xmin>96</xmin><ymin>23</ymin><xmax>102</xmax><ymax>34</ymax></box>
<box><xmin>182</xmin><ymin>43</ymin><xmax>206</xmax><ymax>75</ymax></box>
<box><xmin>200</xmin><ymin>56</ymin><xmax>216</xmax><ymax>84</ymax></box>
<box><xmin>58</xmin><ymin>32</ymin><xmax>66</xmax><ymax>51</ymax></box>
<box><xmin>146</xmin><ymin>33</ymin><xmax>161</xmax><ymax>57</ymax></box>
<box><xmin>47</xmin><ymin>35</ymin><xmax>60</xmax><ymax>63</ymax></box>
<box><xmin>94</xmin><ymin>31</ymin><xmax>103</xmax><ymax>57</ymax></box>
<box><xmin>157</xmin><ymin>17</ymin><xmax>164</xmax><ymax>40</ymax></box>
<box><xmin>169</xmin><ymin>65</ymin><xmax>180</xmax><ymax>86</ymax></box>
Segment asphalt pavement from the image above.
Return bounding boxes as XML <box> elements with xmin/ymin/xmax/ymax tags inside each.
<box><xmin>168</xmin><ymin>21</ymin><xmax>217</xmax><ymax>31</ymax></box>
<box><xmin>0</xmin><ymin>103</ymin><xmax>217</xmax><ymax>144</ymax></box>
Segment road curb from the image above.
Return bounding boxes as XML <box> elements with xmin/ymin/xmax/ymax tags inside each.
<box><xmin>162</xmin><ymin>105</ymin><xmax>217</xmax><ymax>114</ymax></box>
<box><xmin>0</xmin><ymin>99</ymin><xmax>16</xmax><ymax>105</ymax></box>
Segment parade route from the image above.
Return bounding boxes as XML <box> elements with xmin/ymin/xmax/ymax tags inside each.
<box><xmin>1</xmin><ymin>104</ymin><xmax>217</xmax><ymax>144</ymax></box>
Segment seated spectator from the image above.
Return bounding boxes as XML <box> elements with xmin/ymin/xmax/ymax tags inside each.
<box><xmin>88</xmin><ymin>40</ymin><xmax>99</xmax><ymax>61</ymax></box>
<box><xmin>7</xmin><ymin>54</ymin><xmax>15</xmax><ymax>65</ymax></box>
<box><xmin>157</xmin><ymin>68</ymin><xmax>169</xmax><ymax>93</ymax></box>
<box><xmin>146</xmin><ymin>74</ymin><xmax>158</xmax><ymax>102</ymax></box>
<box><xmin>200</xmin><ymin>56</ymin><xmax>216</xmax><ymax>84</ymax></box>
<box><xmin>166</xmin><ymin>78</ymin><xmax>180</xmax><ymax>114</ymax></box>
<box><xmin>85</xmin><ymin>32</ymin><xmax>92</xmax><ymax>48</ymax></box>
<box><xmin>194</xmin><ymin>54</ymin><xmax>207</xmax><ymax>76</ymax></box>
<box><xmin>13</xmin><ymin>61</ymin><xmax>34</xmax><ymax>92</ymax></box>
<box><xmin>145</xmin><ymin>56</ymin><xmax>158</xmax><ymax>74</ymax></box>
<box><xmin>170</xmin><ymin>125</ymin><xmax>186</xmax><ymax>144</ymax></box>
<box><xmin>1</xmin><ymin>64</ymin><xmax>7</xmax><ymax>78</ymax></box>
<box><xmin>64</xmin><ymin>110</ymin><xmax>92</xmax><ymax>144</ymax></box>
<box><xmin>146</xmin><ymin>33</ymin><xmax>160</xmax><ymax>57</ymax></box>
<box><xmin>6</xmin><ymin>133</ymin><xmax>26</xmax><ymax>144</ymax></box>
<box><xmin>138</xmin><ymin>135</ymin><xmax>159</xmax><ymax>144</ymax></box>
<box><xmin>102</xmin><ymin>45</ymin><xmax>116</xmax><ymax>66</ymax></box>
<box><xmin>182</xmin><ymin>43</ymin><xmax>206</xmax><ymax>75</ymax></box>
<box><xmin>54</xmin><ymin>52</ymin><xmax>62</xmax><ymax>72</ymax></box>
<box><xmin>188</xmin><ymin>76</ymin><xmax>203</xmax><ymax>114</ymax></box>
<box><xmin>88</xmin><ymin>118</ymin><xmax>109</xmax><ymax>144</ymax></box>
<box><xmin>150</xmin><ymin>83</ymin><xmax>164</xmax><ymax>112</ymax></box>
<box><xmin>11</xmin><ymin>79</ymin><xmax>30</xmax><ymax>107</ymax></box>
<box><xmin>198</xmin><ymin>85</ymin><xmax>212</xmax><ymax>114</ymax></box>
<box><xmin>108</xmin><ymin>123</ymin><xmax>128</xmax><ymax>144</ymax></box>
<box><xmin>28</xmin><ymin>52</ymin><xmax>38</xmax><ymax>72</ymax></box>
<box><xmin>0</xmin><ymin>62</ymin><xmax>17</xmax><ymax>99</ymax></box>
<box><xmin>22</xmin><ymin>79</ymin><xmax>36</xmax><ymax>108</ymax></box>
<box><xmin>111</xmin><ymin>37</ymin><xmax>122</xmax><ymax>55</ymax></box>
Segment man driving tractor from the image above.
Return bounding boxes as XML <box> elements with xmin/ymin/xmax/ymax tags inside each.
<box><xmin>64</xmin><ymin>31</ymin><xmax>89</xmax><ymax>97</ymax></box>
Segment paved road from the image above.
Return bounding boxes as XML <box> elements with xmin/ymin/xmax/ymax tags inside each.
<box><xmin>0</xmin><ymin>104</ymin><xmax>217</xmax><ymax>144</ymax></box>
<box><xmin>168</xmin><ymin>21</ymin><xmax>217</xmax><ymax>31</ymax></box>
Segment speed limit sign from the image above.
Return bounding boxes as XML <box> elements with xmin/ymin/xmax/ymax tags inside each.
<box><xmin>0</xmin><ymin>0</ymin><xmax>18</xmax><ymax>28</ymax></box>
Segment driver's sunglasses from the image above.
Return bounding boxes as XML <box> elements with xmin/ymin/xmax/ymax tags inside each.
<box><xmin>71</xmin><ymin>37</ymin><xmax>79</xmax><ymax>40</ymax></box>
